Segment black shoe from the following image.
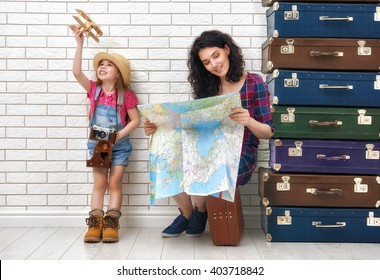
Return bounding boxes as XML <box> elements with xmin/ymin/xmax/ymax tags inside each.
<box><xmin>186</xmin><ymin>207</ymin><xmax>208</xmax><ymax>237</ymax></box>
<box><xmin>161</xmin><ymin>209</ymin><xmax>189</xmax><ymax>238</ymax></box>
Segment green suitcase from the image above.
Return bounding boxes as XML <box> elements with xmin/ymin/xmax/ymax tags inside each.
<box><xmin>272</xmin><ymin>105</ymin><xmax>380</xmax><ymax>140</ymax></box>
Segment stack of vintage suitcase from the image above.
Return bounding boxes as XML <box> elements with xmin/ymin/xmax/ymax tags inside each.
<box><xmin>259</xmin><ymin>0</ymin><xmax>380</xmax><ymax>242</ymax></box>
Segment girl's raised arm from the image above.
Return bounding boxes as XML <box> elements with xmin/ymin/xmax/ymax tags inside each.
<box><xmin>72</xmin><ymin>28</ymin><xmax>91</xmax><ymax>93</ymax></box>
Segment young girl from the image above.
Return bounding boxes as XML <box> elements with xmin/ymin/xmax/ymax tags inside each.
<box><xmin>72</xmin><ymin>28</ymin><xmax>140</xmax><ymax>243</ymax></box>
<box><xmin>144</xmin><ymin>30</ymin><xmax>273</xmax><ymax>238</ymax></box>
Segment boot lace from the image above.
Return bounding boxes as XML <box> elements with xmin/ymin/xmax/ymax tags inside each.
<box><xmin>103</xmin><ymin>215</ymin><xmax>120</xmax><ymax>230</ymax></box>
<box><xmin>86</xmin><ymin>215</ymin><xmax>101</xmax><ymax>229</ymax></box>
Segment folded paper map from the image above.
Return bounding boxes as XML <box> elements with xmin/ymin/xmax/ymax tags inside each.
<box><xmin>138</xmin><ymin>92</ymin><xmax>244</xmax><ymax>204</ymax></box>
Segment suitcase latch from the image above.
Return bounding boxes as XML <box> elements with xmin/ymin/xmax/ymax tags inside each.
<box><xmin>277</xmin><ymin>210</ymin><xmax>292</xmax><ymax>225</ymax></box>
<box><xmin>354</xmin><ymin>178</ymin><xmax>368</xmax><ymax>193</ymax></box>
<box><xmin>374</xmin><ymin>7</ymin><xmax>380</xmax><ymax>22</ymax></box>
<box><xmin>284</xmin><ymin>5</ymin><xmax>299</xmax><ymax>20</ymax></box>
<box><xmin>284</xmin><ymin>73</ymin><xmax>299</xmax><ymax>88</ymax></box>
<box><xmin>276</xmin><ymin>176</ymin><xmax>290</xmax><ymax>191</ymax></box>
<box><xmin>366</xmin><ymin>144</ymin><xmax>380</xmax><ymax>160</ymax></box>
<box><xmin>281</xmin><ymin>107</ymin><xmax>295</xmax><ymax>123</ymax></box>
<box><xmin>374</xmin><ymin>75</ymin><xmax>380</xmax><ymax>90</ymax></box>
<box><xmin>357</xmin><ymin>40</ymin><xmax>371</xmax><ymax>56</ymax></box>
<box><xmin>288</xmin><ymin>141</ymin><xmax>302</xmax><ymax>157</ymax></box>
<box><xmin>367</xmin><ymin>212</ymin><xmax>380</xmax><ymax>226</ymax></box>
<box><xmin>357</xmin><ymin>109</ymin><xmax>372</xmax><ymax>125</ymax></box>
<box><xmin>281</xmin><ymin>39</ymin><xmax>295</xmax><ymax>54</ymax></box>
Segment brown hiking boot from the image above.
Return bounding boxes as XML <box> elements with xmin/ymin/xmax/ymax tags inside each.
<box><xmin>84</xmin><ymin>209</ymin><xmax>104</xmax><ymax>243</ymax></box>
<box><xmin>102</xmin><ymin>209</ymin><xmax>121</xmax><ymax>243</ymax></box>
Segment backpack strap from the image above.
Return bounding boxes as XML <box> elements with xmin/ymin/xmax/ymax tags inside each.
<box><xmin>89</xmin><ymin>85</ymin><xmax>103</xmax><ymax>127</ymax></box>
<box><xmin>95</xmin><ymin>85</ymin><xmax>102</xmax><ymax>101</ymax></box>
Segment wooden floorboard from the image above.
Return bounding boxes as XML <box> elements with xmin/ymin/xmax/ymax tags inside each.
<box><xmin>0</xmin><ymin>227</ymin><xmax>380</xmax><ymax>260</ymax></box>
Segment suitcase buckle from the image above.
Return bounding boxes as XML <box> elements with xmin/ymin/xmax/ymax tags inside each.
<box><xmin>357</xmin><ymin>109</ymin><xmax>372</xmax><ymax>125</ymax></box>
<box><xmin>354</xmin><ymin>178</ymin><xmax>368</xmax><ymax>193</ymax></box>
<box><xmin>357</xmin><ymin>40</ymin><xmax>371</xmax><ymax>56</ymax></box>
<box><xmin>281</xmin><ymin>107</ymin><xmax>295</xmax><ymax>123</ymax></box>
<box><xmin>288</xmin><ymin>141</ymin><xmax>302</xmax><ymax>157</ymax></box>
<box><xmin>374</xmin><ymin>75</ymin><xmax>380</xmax><ymax>90</ymax></box>
<box><xmin>366</xmin><ymin>144</ymin><xmax>380</xmax><ymax>160</ymax></box>
<box><xmin>374</xmin><ymin>7</ymin><xmax>380</xmax><ymax>22</ymax></box>
<box><xmin>284</xmin><ymin>73</ymin><xmax>299</xmax><ymax>88</ymax></box>
<box><xmin>284</xmin><ymin>5</ymin><xmax>299</xmax><ymax>20</ymax></box>
<box><xmin>367</xmin><ymin>212</ymin><xmax>380</xmax><ymax>227</ymax></box>
<box><xmin>281</xmin><ymin>39</ymin><xmax>295</xmax><ymax>55</ymax></box>
<box><xmin>276</xmin><ymin>176</ymin><xmax>290</xmax><ymax>191</ymax></box>
<box><xmin>277</xmin><ymin>210</ymin><xmax>292</xmax><ymax>225</ymax></box>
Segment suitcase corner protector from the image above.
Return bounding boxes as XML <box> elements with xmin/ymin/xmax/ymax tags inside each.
<box><xmin>266</xmin><ymin>233</ymin><xmax>272</xmax><ymax>242</ymax></box>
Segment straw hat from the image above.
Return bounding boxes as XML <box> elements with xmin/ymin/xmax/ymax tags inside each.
<box><xmin>93</xmin><ymin>52</ymin><xmax>131</xmax><ymax>86</ymax></box>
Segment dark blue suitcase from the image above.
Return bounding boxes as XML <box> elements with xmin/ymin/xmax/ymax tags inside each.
<box><xmin>267</xmin><ymin>2</ymin><xmax>380</xmax><ymax>38</ymax></box>
<box><xmin>261</xmin><ymin>204</ymin><xmax>380</xmax><ymax>242</ymax></box>
<box><xmin>269</xmin><ymin>139</ymin><xmax>380</xmax><ymax>175</ymax></box>
<box><xmin>263</xmin><ymin>1</ymin><xmax>380</xmax><ymax>7</ymax></box>
<box><xmin>267</xmin><ymin>70</ymin><xmax>380</xmax><ymax>108</ymax></box>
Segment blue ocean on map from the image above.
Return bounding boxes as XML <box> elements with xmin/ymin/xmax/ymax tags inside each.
<box><xmin>191</xmin><ymin>120</ymin><xmax>225</xmax><ymax>157</ymax></box>
<box><xmin>189</xmin><ymin>164</ymin><xmax>232</xmax><ymax>194</ymax></box>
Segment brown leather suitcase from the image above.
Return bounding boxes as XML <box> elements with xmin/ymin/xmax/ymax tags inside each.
<box><xmin>262</xmin><ymin>37</ymin><xmax>380</xmax><ymax>73</ymax></box>
<box><xmin>262</xmin><ymin>0</ymin><xmax>380</xmax><ymax>7</ymax></box>
<box><xmin>206</xmin><ymin>187</ymin><xmax>244</xmax><ymax>246</ymax></box>
<box><xmin>259</xmin><ymin>167</ymin><xmax>380</xmax><ymax>208</ymax></box>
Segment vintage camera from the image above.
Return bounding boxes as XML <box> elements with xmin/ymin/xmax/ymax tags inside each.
<box><xmin>90</xmin><ymin>125</ymin><xmax>117</xmax><ymax>143</ymax></box>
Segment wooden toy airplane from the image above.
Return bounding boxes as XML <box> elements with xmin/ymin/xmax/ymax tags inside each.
<box><xmin>69</xmin><ymin>9</ymin><xmax>103</xmax><ymax>43</ymax></box>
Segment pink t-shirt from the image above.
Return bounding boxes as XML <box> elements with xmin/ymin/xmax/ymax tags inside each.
<box><xmin>88</xmin><ymin>80</ymin><xmax>138</xmax><ymax>127</ymax></box>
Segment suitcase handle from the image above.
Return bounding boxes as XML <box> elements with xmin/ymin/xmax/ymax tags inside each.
<box><xmin>316</xmin><ymin>154</ymin><xmax>350</xmax><ymax>161</ymax></box>
<box><xmin>306</xmin><ymin>188</ymin><xmax>343</xmax><ymax>196</ymax></box>
<box><xmin>319</xmin><ymin>16</ymin><xmax>353</xmax><ymax>22</ymax></box>
<box><xmin>319</xmin><ymin>84</ymin><xmax>353</xmax><ymax>90</ymax></box>
<box><xmin>309</xmin><ymin>120</ymin><xmax>343</xmax><ymax>126</ymax></box>
<box><xmin>312</xmin><ymin>221</ymin><xmax>346</xmax><ymax>228</ymax></box>
<box><xmin>310</xmin><ymin>51</ymin><xmax>343</xmax><ymax>57</ymax></box>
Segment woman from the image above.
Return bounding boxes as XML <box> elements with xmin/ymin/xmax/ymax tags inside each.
<box><xmin>144</xmin><ymin>30</ymin><xmax>273</xmax><ymax>238</ymax></box>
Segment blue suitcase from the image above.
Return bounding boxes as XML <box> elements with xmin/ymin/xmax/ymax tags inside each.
<box><xmin>263</xmin><ymin>1</ymin><xmax>380</xmax><ymax>7</ymax></box>
<box><xmin>267</xmin><ymin>70</ymin><xmax>380</xmax><ymax>108</ymax></box>
<box><xmin>261</xmin><ymin>204</ymin><xmax>380</xmax><ymax>242</ymax></box>
<box><xmin>269</xmin><ymin>138</ymin><xmax>380</xmax><ymax>175</ymax></box>
<box><xmin>267</xmin><ymin>2</ymin><xmax>380</xmax><ymax>38</ymax></box>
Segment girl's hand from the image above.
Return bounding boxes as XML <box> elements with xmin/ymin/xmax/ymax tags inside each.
<box><xmin>73</xmin><ymin>25</ymin><xmax>84</xmax><ymax>45</ymax></box>
<box><xmin>229</xmin><ymin>107</ymin><xmax>252</xmax><ymax>126</ymax></box>
<box><xmin>143</xmin><ymin>119</ymin><xmax>157</xmax><ymax>136</ymax></box>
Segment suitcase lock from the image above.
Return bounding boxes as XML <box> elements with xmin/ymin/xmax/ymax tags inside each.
<box><xmin>276</xmin><ymin>176</ymin><xmax>290</xmax><ymax>191</ymax></box>
<box><xmin>281</xmin><ymin>39</ymin><xmax>295</xmax><ymax>54</ymax></box>
<box><xmin>367</xmin><ymin>212</ymin><xmax>380</xmax><ymax>227</ymax></box>
<box><xmin>281</xmin><ymin>107</ymin><xmax>295</xmax><ymax>123</ymax></box>
<box><xmin>354</xmin><ymin>178</ymin><xmax>368</xmax><ymax>193</ymax></box>
<box><xmin>358</xmin><ymin>41</ymin><xmax>371</xmax><ymax>56</ymax></box>
<box><xmin>284</xmin><ymin>5</ymin><xmax>299</xmax><ymax>20</ymax></box>
<box><xmin>277</xmin><ymin>210</ymin><xmax>292</xmax><ymax>225</ymax></box>
<box><xmin>366</xmin><ymin>144</ymin><xmax>380</xmax><ymax>160</ymax></box>
<box><xmin>357</xmin><ymin>109</ymin><xmax>372</xmax><ymax>125</ymax></box>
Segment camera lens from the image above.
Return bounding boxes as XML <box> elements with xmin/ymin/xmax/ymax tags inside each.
<box><xmin>98</xmin><ymin>131</ymin><xmax>107</xmax><ymax>139</ymax></box>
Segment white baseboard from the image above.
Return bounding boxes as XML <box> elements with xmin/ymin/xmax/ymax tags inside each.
<box><xmin>0</xmin><ymin>208</ymin><xmax>261</xmax><ymax>229</ymax></box>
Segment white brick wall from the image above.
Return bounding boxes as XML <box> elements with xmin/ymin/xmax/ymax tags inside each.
<box><xmin>0</xmin><ymin>0</ymin><xmax>270</xmax><ymax>227</ymax></box>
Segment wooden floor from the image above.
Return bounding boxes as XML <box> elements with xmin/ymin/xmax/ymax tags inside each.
<box><xmin>1</xmin><ymin>227</ymin><xmax>380</xmax><ymax>260</ymax></box>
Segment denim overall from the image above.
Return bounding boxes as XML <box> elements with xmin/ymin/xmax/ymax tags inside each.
<box><xmin>87</xmin><ymin>86</ymin><xmax>132</xmax><ymax>166</ymax></box>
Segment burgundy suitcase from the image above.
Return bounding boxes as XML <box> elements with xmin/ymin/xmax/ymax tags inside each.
<box><xmin>262</xmin><ymin>0</ymin><xmax>380</xmax><ymax>7</ymax></box>
<box><xmin>261</xmin><ymin>37</ymin><xmax>380</xmax><ymax>73</ymax></box>
<box><xmin>259</xmin><ymin>167</ymin><xmax>380</xmax><ymax>208</ymax></box>
<box><xmin>269</xmin><ymin>139</ymin><xmax>380</xmax><ymax>175</ymax></box>
<box><xmin>206</xmin><ymin>187</ymin><xmax>244</xmax><ymax>246</ymax></box>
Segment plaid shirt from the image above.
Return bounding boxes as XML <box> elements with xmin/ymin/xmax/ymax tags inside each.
<box><xmin>237</xmin><ymin>72</ymin><xmax>273</xmax><ymax>185</ymax></box>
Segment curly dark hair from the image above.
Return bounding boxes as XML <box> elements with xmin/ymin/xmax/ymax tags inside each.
<box><xmin>187</xmin><ymin>30</ymin><xmax>245</xmax><ymax>99</ymax></box>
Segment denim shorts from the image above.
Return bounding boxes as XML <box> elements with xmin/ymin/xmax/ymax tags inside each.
<box><xmin>87</xmin><ymin>136</ymin><xmax>132</xmax><ymax>166</ymax></box>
